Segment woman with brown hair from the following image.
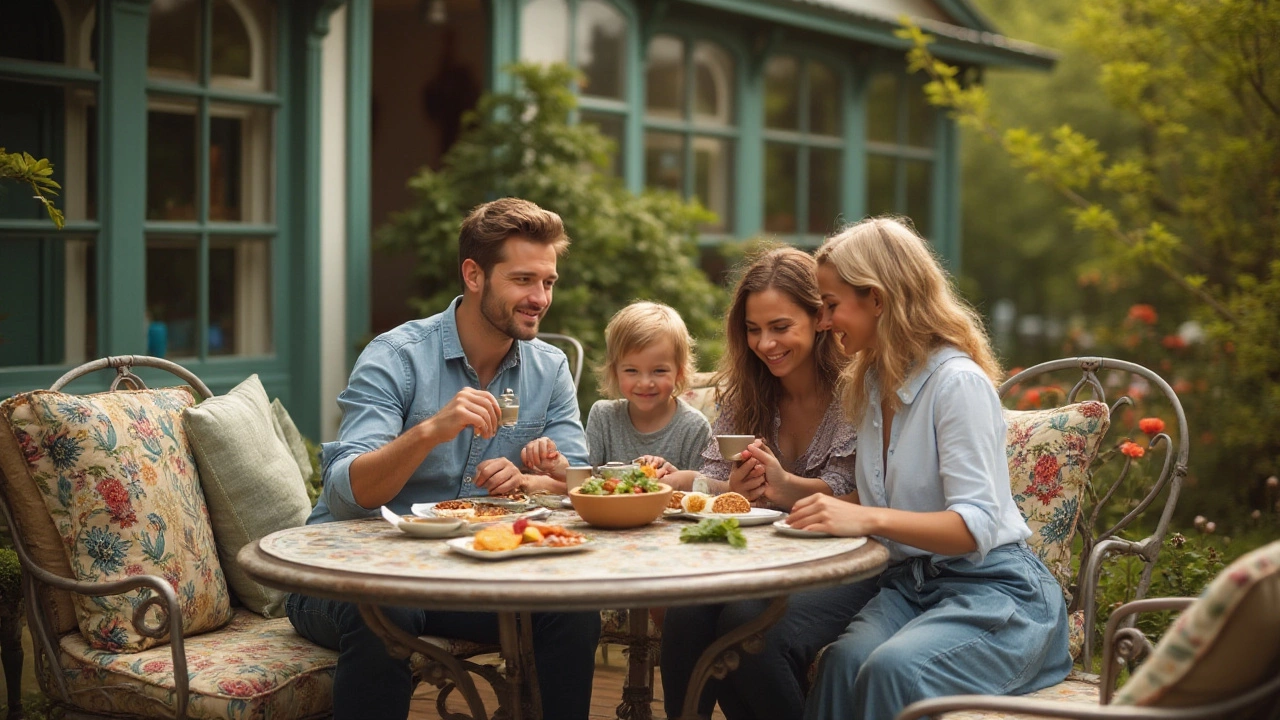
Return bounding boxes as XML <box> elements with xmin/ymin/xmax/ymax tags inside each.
<box><xmin>659</xmin><ymin>246</ymin><xmax>878</xmax><ymax>720</ymax></box>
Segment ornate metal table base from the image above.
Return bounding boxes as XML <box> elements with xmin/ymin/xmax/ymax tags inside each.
<box><xmin>678</xmin><ymin>596</ymin><xmax>790</xmax><ymax>720</ymax></box>
<box><xmin>615</xmin><ymin>608</ymin><xmax>657</xmax><ymax>720</ymax></box>
<box><xmin>358</xmin><ymin>605</ymin><xmax>541</xmax><ymax>720</ymax></box>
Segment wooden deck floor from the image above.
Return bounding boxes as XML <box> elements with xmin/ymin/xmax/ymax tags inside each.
<box><xmin>408</xmin><ymin>645</ymin><xmax>726</xmax><ymax>720</ymax></box>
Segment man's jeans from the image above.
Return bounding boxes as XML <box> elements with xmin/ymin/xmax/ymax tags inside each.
<box><xmin>286</xmin><ymin>593</ymin><xmax>601</xmax><ymax>720</ymax></box>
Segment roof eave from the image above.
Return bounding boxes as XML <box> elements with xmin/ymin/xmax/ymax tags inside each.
<box><xmin>676</xmin><ymin>0</ymin><xmax>1059</xmax><ymax>71</ymax></box>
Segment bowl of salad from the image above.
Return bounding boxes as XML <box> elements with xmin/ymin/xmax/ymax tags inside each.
<box><xmin>569</xmin><ymin>467</ymin><xmax>672</xmax><ymax>529</ymax></box>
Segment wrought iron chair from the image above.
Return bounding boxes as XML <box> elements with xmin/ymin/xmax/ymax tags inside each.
<box><xmin>0</xmin><ymin>355</ymin><xmax>523</xmax><ymax>719</ymax></box>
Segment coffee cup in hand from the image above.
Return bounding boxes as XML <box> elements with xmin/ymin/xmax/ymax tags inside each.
<box><xmin>716</xmin><ymin>435</ymin><xmax>755</xmax><ymax>462</ymax></box>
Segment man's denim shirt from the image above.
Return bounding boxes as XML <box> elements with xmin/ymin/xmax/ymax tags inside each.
<box><xmin>309</xmin><ymin>297</ymin><xmax>589</xmax><ymax>524</ymax></box>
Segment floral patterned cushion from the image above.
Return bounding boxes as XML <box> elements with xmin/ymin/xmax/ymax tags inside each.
<box><xmin>1004</xmin><ymin>401</ymin><xmax>1110</xmax><ymax>594</ymax></box>
<box><xmin>681</xmin><ymin>385</ymin><xmax>720</xmax><ymax>426</ymax></box>
<box><xmin>58</xmin><ymin>609</ymin><xmax>335</xmax><ymax>720</ymax></box>
<box><xmin>1114</xmin><ymin>540</ymin><xmax>1280</xmax><ymax>707</ymax></box>
<box><xmin>916</xmin><ymin>671</ymin><xmax>1100</xmax><ymax>719</ymax></box>
<box><xmin>8</xmin><ymin>388</ymin><xmax>234</xmax><ymax>652</ymax></box>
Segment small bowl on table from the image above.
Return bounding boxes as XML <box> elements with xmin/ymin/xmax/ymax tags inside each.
<box><xmin>569</xmin><ymin>483</ymin><xmax>673</xmax><ymax>529</ymax></box>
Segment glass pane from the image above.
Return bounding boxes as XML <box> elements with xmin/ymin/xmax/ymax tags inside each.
<box><xmin>808</xmin><ymin>62</ymin><xmax>841</xmax><ymax>137</ymax></box>
<box><xmin>209</xmin><ymin>105</ymin><xmax>275</xmax><ymax>223</ymax></box>
<box><xmin>146</xmin><ymin>237</ymin><xmax>199</xmax><ymax>359</ymax></box>
<box><xmin>644</xmin><ymin>131</ymin><xmax>684</xmax><ymax>193</ymax></box>
<box><xmin>764</xmin><ymin>142</ymin><xmax>798</xmax><ymax>233</ymax></box>
<box><xmin>0</xmin><ymin>81</ymin><xmax>98</xmax><ymax>223</ymax></box>
<box><xmin>1</xmin><ymin>0</ymin><xmax>63</xmax><ymax>63</ymax></box>
<box><xmin>520</xmin><ymin>0</ymin><xmax>569</xmax><ymax>65</ymax></box>
<box><xmin>147</xmin><ymin>101</ymin><xmax>199</xmax><ymax>221</ymax></box>
<box><xmin>808</xmin><ymin>148</ymin><xmax>841</xmax><ymax>235</ymax></box>
<box><xmin>209</xmin><ymin>237</ymin><xmax>272</xmax><ymax>356</ymax></box>
<box><xmin>576</xmin><ymin>0</ymin><xmax>626</xmax><ymax>99</ymax></box>
<box><xmin>905</xmin><ymin>159</ymin><xmax>932</xmax><ymax>237</ymax></box>
<box><xmin>212</xmin><ymin>0</ymin><xmax>275</xmax><ymax>90</ymax></box>
<box><xmin>149</xmin><ymin>0</ymin><xmax>201</xmax><ymax>81</ymax></box>
<box><xmin>866</xmin><ymin>154</ymin><xmax>896</xmax><ymax>217</ymax></box>
<box><xmin>580</xmin><ymin>110</ymin><xmax>625</xmax><ymax>177</ymax></box>
<box><xmin>764</xmin><ymin>56</ymin><xmax>799</xmax><ymax>130</ymax></box>
<box><xmin>866</xmin><ymin>72</ymin><xmax>899</xmax><ymax>144</ymax></box>
<box><xmin>906</xmin><ymin>77</ymin><xmax>935</xmax><ymax>148</ymax></box>
<box><xmin>0</xmin><ymin>236</ymin><xmax>96</xmax><ymax>368</ymax></box>
<box><xmin>645</xmin><ymin>35</ymin><xmax>684</xmax><ymax>120</ymax></box>
<box><xmin>693</xmin><ymin>41</ymin><xmax>734</xmax><ymax>126</ymax></box>
<box><xmin>692</xmin><ymin>136</ymin><xmax>732</xmax><ymax>233</ymax></box>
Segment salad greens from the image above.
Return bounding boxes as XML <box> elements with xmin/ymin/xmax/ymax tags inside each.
<box><xmin>679</xmin><ymin>517</ymin><xmax>747</xmax><ymax>549</ymax></box>
<box><xmin>578</xmin><ymin>468</ymin><xmax>662</xmax><ymax>495</ymax></box>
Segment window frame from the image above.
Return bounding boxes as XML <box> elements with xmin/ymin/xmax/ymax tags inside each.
<box><xmin>143</xmin><ymin>0</ymin><xmax>282</xmax><ymax>363</ymax></box>
<box><xmin>0</xmin><ymin>0</ymin><xmax>100</xmax><ymax>372</ymax></box>
<box><xmin>862</xmin><ymin>65</ymin><xmax>939</xmax><ymax>237</ymax></box>
<box><xmin>760</xmin><ymin>51</ymin><xmax>848</xmax><ymax>246</ymax></box>
<box><xmin>516</xmin><ymin>0</ymin><xmax>638</xmax><ymax>179</ymax></box>
<box><xmin>642</xmin><ymin>32</ymin><xmax>741</xmax><ymax>236</ymax></box>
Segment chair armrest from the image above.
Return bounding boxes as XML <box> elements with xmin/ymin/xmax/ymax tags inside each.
<box><xmin>0</xmin><ymin>494</ymin><xmax>192</xmax><ymax>717</ymax></box>
<box><xmin>1079</xmin><ymin>537</ymin><xmax>1158</xmax><ymax>668</ymax></box>
<box><xmin>1097</xmin><ymin>597</ymin><xmax>1194</xmax><ymax>704</ymax></box>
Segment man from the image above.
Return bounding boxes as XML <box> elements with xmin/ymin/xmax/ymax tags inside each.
<box><xmin>287</xmin><ymin>198</ymin><xmax>599</xmax><ymax>719</ymax></box>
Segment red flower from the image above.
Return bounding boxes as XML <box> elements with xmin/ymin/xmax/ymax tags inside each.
<box><xmin>142</xmin><ymin>660</ymin><xmax>171</xmax><ymax>674</ymax></box>
<box><xmin>95</xmin><ymin>477</ymin><xmax>138</xmax><ymax>528</ymax></box>
<box><xmin>1139</xmin><ymin>417</ymin><xmax>1166</xmax><ymax>435</ymax></box>
<box><xmin>1120</xmin><ymin>442</ymin><xmax>1145</xmax><ymax>458</ymax></box>
<box><xmin>1161</xmin><ymin>334</ymin><xmax>1187</xmax><ymax>350</ymax></box>
<box><xmin>1127</xmin><ymin>304</ymin><xmax>1158</xmax><ymax>325</ymax></box>
<box><xmin>1029</xmin><ymin>455</ymin><xmax>1063</xmax><ymax>505</ymax></box>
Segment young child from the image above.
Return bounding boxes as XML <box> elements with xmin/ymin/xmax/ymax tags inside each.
<box><xmin>523</xmin><ymin>302</ymin><xmax>711</xmax><ymax>483</ymax></box>
<box><xmin>789</xmin><ymin>216</ymin><xmax>1071</xmax><ymax>719</ymax></box>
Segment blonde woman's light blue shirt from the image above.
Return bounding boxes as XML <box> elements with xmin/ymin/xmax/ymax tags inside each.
<box><xmin>854</xmin><ymin>346</ymin><xmax>1031</xmax><ymax>564</ymax></box>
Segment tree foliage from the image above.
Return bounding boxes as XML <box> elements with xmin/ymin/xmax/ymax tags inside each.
<box><xmin>900</xmin><ymin>0</ymin><xmax>1280</xmax><ymax>520</ymax></box>
<box><xmin>378</xmin><ymin>63</ymin><xmax>727</xmax><ymax>410</ymax></box>
<box><xmin>0</xmin><ymin>147</ymin><xmax>63</xmax><ymax>229</ymax></box>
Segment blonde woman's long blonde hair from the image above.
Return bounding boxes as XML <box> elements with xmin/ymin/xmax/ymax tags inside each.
<box><xmin>815</xmin><ymin>216</ymin><xmax>1002</xmax><ymax>423</ymax></box>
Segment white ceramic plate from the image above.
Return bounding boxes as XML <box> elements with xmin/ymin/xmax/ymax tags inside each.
<box><xmin>380</xmin><ymin>506</ymin><xmax>470</xmax><ymax>538</ymax></box>
<box><xmin>410</xmin><ymin>502</ymin><xmax>551</xmax><ymax>526</ymax></box>
<box><xmin>771</xmin><ymin>519</ymin><xmax>833</xmax><ymax>538</ymax></box>
<box><xmin>678</xmin><ymin>507</ymin><xmax>784</xmax><ymax>527</ymax></box>
<box><xmin>444</xmin><ymin>536</ymin><xmax>593</xmax><ymax>561</ymax></box>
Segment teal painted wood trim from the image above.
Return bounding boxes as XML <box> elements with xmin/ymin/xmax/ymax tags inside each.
<box><xmin>100</xmin><ymin>0</ymin><xmax>151</xmax><ymax>357</ymax></box>
<box><xmin>937</xmin><ymin>114</ymin><xmax>961</xmax><ymax>271</ymax></box>
<box><xmin>490</xmin><ymin>0</ymin><xmax>517</xmax><ymax>94</ymax></box>
<box><xmin>675</xmin><ymin>0</ymin><xmax>1054</xmax><ymax>70</ymax></box>
<box><xmin>0</xmin><ymin>59</ymin><xmax>99</xmax><ymax>84</ymax></box>
<box><xmin>623</xmin><ymin>21</ymin><xmax>645</xmax><ymax>193</ymax></box>
<box><xmin>346</xmin><ymin>0</ymin><xmax>372</xmax><ymax>368</ymax></box>
<box><xmin>283</xmin><ymin>0</ymin><xmax>344</xmax><ymax>439</ymax></box>
<box><xmin>935</xmin><ymin>0</ymin><xmax>997</xmax><ymax>33</ymax></box>
<box><xmin>735</xmin><ymin>58</ymin><xmax>764</xmax><ymax>236</ymax></box>
<box><xmin>0</xmin><ymin>220</ymin><xmax>100</xmax><ymax>234</ymax></box>
<box><xmin>143</xmin><ymin>221</ymin><xmax>279</xmax><ymax>234</ymax></box>
<box><xmin>145</xmin><ymin>80</ymin><xmax>283</xmax><ymax>106</ymax></box>
<box><xmin>842</xmin><ymin>66</ymin><xmax>867</xmax><ymax>221</ymax></box>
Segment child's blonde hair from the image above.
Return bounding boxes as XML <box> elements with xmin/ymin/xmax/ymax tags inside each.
<box><xmin>815</xmin><ymin>216</ymin><xmax>1002</xmax><ymax>423</ymax></box>
<box><xmin>596</xmin><ymin>301</ymin><xmax>697</xmax><ymax>399</ymax></box>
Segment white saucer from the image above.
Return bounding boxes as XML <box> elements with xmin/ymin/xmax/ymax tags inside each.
<box><xmin>381</xmin><ymin>506</ymin><xmax>469</xmax><ymax>538</ymax></box>
<box><xmin>772</xmin><ymin>519</ymin><xmax>833</xmax><ymax>538</ymax></box>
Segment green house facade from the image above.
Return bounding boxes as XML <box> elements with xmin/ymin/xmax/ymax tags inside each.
<box><xmin>0</xmin><ymin>0</ymin><xmax>1051</xmax><ymax>440</ymax></box>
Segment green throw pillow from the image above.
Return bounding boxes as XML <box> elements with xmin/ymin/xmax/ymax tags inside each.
<box><xmin>270</xmin><ymin>397</ymin><xmax>314</xmax><ymax>486</ymax></box>
<box><xmin>184</xmin><ymin>375</ymin><xmax>311</xmax><ymax>617</ymax></box>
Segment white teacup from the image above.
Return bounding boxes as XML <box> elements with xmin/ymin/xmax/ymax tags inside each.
<box><xmin>565</xmin><ymin>466</ymin><xmax>593</xmax><ymax>490</ymax></box>
<box><xmin>716</xmin><ymin>435</ymin><xmax>755</xmax><ymax>461</ymax></box>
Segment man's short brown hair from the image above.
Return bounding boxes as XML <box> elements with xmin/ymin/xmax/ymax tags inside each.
<box><xmin>458</xmin><ymin>198</ymin><xmax>570</xmax><ymax>289</ymax></box>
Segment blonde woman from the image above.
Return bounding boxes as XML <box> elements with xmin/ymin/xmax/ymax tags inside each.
<box><xmin>791</xmin><ymin>217</ymin><xmax>1070</xmax><ymax>719</ymax></box>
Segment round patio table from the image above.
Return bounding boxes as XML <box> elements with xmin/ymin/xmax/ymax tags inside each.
<box><xmin>239</xmin><ymin>511</ymin><xmax>888</xmax><ymax>720</ymax></box>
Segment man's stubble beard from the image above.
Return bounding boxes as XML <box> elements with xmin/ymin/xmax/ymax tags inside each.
<box><xmin>480</xmin><ymin>283</ymin><xmax>541</xmax><ymax>342</ymax></box>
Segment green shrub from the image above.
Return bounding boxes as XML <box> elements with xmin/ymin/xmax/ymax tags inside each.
<box><xmin>0</xmin><ymin>548</ymin><xmax>19</xmax><ymax>609</ymax></box>
<box><xmin>378</xmin><ymin>63</ymin><xmax>727</xmax><ymax>413</ymax></box>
